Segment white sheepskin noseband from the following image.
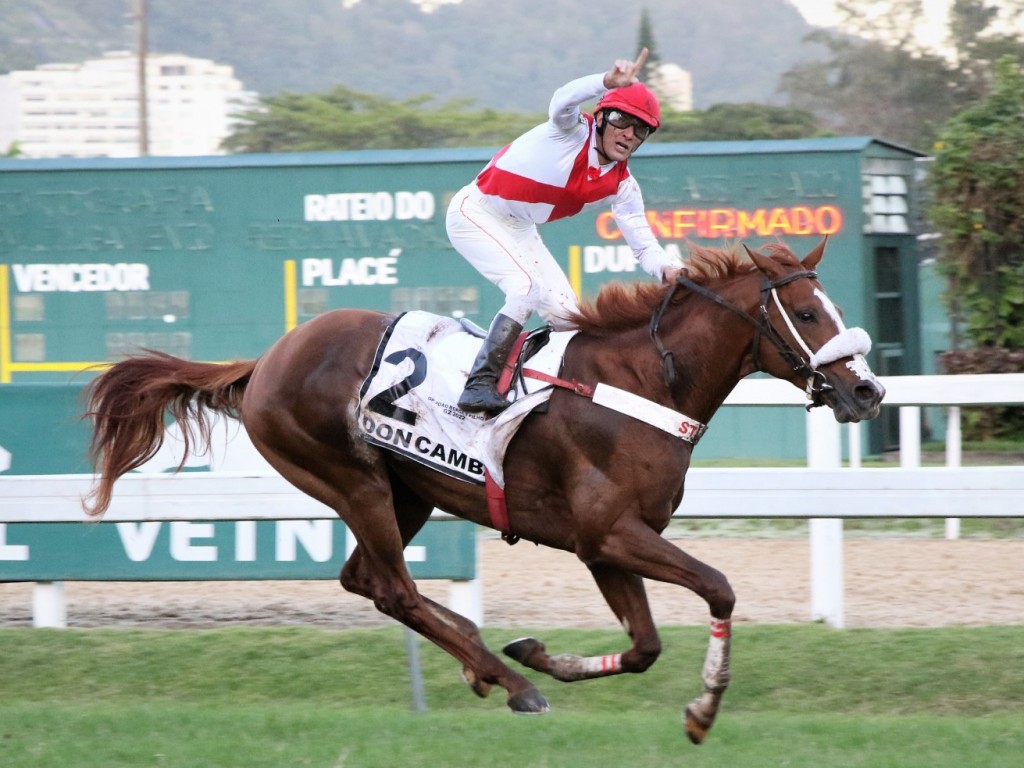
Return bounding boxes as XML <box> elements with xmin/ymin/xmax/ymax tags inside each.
<box><xmin>809</xmin><ymin>327</ymin><xmax>872</xmax><ymax>369</ymax></box>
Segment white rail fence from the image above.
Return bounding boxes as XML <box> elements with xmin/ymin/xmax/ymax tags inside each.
<box><xmin>2</xmin><ymin>373</ymin><xmax>1022</xmax><ymax>629</ymax></box>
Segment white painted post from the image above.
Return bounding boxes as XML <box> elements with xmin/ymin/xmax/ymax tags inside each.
<box><xmin>847</xmin><ymin>422</ymin><xmax>862</xmax><ymax>469</ymax></box>
<box><xmin>806</xmin><ymin>406</ymin><xmax>842</xmax><ymax>467</ymax></box>
<box><xmin>945</xmin><ymin>406</ymin><xmax>962</xmax><ymax>540</ymax></box>
<box><xmin>449</xmin><ymin>579</ymin><xmax>483</xmax><ymax>627</ymax></box>
<box><xmin>32</xmin><ymin>581</ymin><xmax>67</xmax><ymax>628</ymax></box>
<box><xmin>806</xmin><ymin>407</ymin><xmax>844</xmax><ymax>628</ymax></box>
<box><xmin>899</xmin><ymin>407</ymin><xmax>922</xmax><ymax>469</ymax></box>
<box><xmin>898</xmin><ymin>406</ymin><xmax>925</xmax><ymax>539</ymax></box>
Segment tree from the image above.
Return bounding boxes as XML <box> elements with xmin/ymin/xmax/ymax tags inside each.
<box><xmin>654</xmin><ymin>103</ymin><xmax>821</xmax><ymax>142</ymax></box>
<box><xmin>779</xmin><ymin>30</ymin><xmax>974</xmax><ymax>150</ymax></box>
<box><xmin>949</xmin><ymin>0</ymin><xmax>1024</xmax><ymax>86</ymax></box>
<box><xmin>223</xmin><ymin>82</ymin><xmax>822</xmax><ymax>154</ymax></box>
<box><xmin>779</xmin><ymin>0</ymin><xmax>1024</xmax><ymax>151</ymax></box>
<box><xmin>927</xmin><ymin>57</ymin><xmax>1024</xmax><ymax>437</ymax></box>
<box><xmin>222</xmin><ymin>86</ymin><xmax>542</xmax><ymax>153</ymax></box>
<box><xmin>833</xmin><ymin>0</ymin><xmax>930</xmax><ymax>51</ymax></box>
<box><xmin>636</xmin><ymin>7</ymin><xmax>661</xmax><ymax>84</ymax></box>
<box><xmin>928</xmin><ymin>56</ymin><xmax>1024</xmax><ymax>349</ymax></box>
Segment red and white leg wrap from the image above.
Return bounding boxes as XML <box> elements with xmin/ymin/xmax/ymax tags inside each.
<box><xmin>702</xmin><ymin>618</ymin><xmax>732</xmax><ymax>692</ymax></box>
<box><xmin>549</xmin><ymin>652</ymin><xmax>622</xmax><ymax>681</ymax></box>
<box><xmin>583</xmin><ymin>653</ymin><xmax>622</xmax><ymax>675</ymax></box>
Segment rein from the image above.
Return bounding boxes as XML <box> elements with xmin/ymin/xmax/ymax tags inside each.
<box><xmin>650</xmin><ymin>268</ymin><xmax>835</xmax><ymax>410</ymax></box>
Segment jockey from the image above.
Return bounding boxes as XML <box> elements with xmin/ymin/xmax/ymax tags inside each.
<box><xmin>447</xmin><ymin>48</ymin><xmax>683</xmax><ymax>415</ymax></box>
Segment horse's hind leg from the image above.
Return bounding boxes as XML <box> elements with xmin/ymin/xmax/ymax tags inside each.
<box><xmin>391</xmin><ymin>590</ymin><xmax>493</xmax><ymax>699</ymax></box>
<box><xmin>342</xmin><ymin>480</ymin><xmax>547</xmax><ymax>711</ymax></box>
<box><xmin>420</xmin><ymin>594</ymin><xmax>493</xmax><ymax>698</ymax></box>
<box><xmin>243</xmin><ymin>365</ymin><xmax>545</xmax><ymax>713</ymax></box>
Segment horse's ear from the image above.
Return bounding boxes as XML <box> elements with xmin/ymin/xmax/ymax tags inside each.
<box><xmin>744</xmin><ymin>244</ymin><xmax>787</xmax><ymax>280</ymax></box>
<box><xmin>802</xmin><ymin>236</ymin><xmax>828</xmax><ymax>270</ymax></box>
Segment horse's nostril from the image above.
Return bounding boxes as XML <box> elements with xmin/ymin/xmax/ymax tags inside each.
<box><xmin>856</xmin><ymin>383</ymin><xmax>885</xmax><ymax>407</ymax></box>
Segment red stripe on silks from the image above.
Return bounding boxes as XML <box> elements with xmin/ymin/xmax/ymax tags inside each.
<box><xmin>710</xmin><ymin>619</ymin><xmax>732</xmax><ymax>639</ymax></box>
<box><xmin>476</xmin><ymin>115</ymin><xmax>629</xmax><ymax>222</ymax></box>
<box><xmin>476</xmin><ymin>166</ymin><xmax>573</xmax><ymax>212</ymax></box>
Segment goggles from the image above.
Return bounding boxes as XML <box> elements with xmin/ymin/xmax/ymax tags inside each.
<box><xmin>602</xmin><ymin>109</ymin><xmax>653</xmax><ymax>140</ymax></box>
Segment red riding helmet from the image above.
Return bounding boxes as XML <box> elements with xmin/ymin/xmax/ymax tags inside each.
<box><xmin>596</xmin><ymin>82</ymin><xmax>661</xmax><ymax>131</ymax></box>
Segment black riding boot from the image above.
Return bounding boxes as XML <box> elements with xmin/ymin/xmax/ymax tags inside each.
<box><xmin>458</xmin><ymin>314</ymin><xmax>523</xmax><ymax>415</ymax></box>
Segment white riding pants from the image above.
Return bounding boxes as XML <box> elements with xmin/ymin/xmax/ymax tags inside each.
<box><xmin>446</xmin><ymin>183</ymin><xmax>579</xmax><ymax>330</ymax></box>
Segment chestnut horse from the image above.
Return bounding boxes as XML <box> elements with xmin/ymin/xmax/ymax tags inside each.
<box><xmin>83</xmin><ymin>240</ymin><xmax>884</xmax><ymax>744</ymax></box>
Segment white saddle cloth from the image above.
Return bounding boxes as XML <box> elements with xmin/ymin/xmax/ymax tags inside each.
<box><xmin>357</xmin><ymin>311</ymin><xmax>576</xmax><ymax>488</ymax></box>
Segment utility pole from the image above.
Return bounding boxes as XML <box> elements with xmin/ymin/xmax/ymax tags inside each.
<box><xmin>135</xmin><ymin>0</ymin><xmax>149</xmax><ymax>156</ymax></box>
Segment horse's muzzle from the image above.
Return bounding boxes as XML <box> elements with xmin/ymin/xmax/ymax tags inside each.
<box><xmin>823</xmin><ymin>377</ymin><xmax>886</xmax><ymax>423</ymax></box>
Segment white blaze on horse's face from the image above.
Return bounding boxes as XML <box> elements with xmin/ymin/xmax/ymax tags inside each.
<box><xmin>770</xmin><ymin>285</ymin><xmax>877</xmax><ymax>381</ymax></box>
<box><xmin>813</xmin><ymin>288</ymin><xmax>844</xmax><ymax>328</ymax></box>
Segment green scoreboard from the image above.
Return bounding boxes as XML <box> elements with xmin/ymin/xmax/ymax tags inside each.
<box><xmin>0</xmin><ymin>137</ymin><xmax>926</xmax><ymax>459</ymax></box>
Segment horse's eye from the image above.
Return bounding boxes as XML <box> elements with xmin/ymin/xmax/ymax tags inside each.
<box><xmin>796</xmin><ymin>310</ymin><xmax>816</xmax><ymax>323</ymax></box>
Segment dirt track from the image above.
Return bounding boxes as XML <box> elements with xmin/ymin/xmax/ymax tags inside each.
<box><xmin>2</xmin><ymin>536</ymin><xmax>1022</xmax><ymax>629</ymax></box>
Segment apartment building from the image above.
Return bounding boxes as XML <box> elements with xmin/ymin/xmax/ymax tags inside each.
<box><xmin>0</xmin><ymin>51</ymin><xmax>256</xmax><ymax>158</ymax></box>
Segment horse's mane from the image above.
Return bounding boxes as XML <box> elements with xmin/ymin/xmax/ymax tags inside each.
<box><xmin>567</xmin><ymin>243</ymin><xmax>786</xmax><ymax>335</ymax></box>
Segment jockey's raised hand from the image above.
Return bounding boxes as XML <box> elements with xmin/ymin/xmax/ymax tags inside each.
<box><xmin>604</xmin><ymin>48</ymin><xmax>649</xmax><ymax>90</ymax></box>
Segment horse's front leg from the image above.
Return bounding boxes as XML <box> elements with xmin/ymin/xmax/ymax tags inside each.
<box><xmin>504</xmin><ymin>566</ymin><xmax>662</xmax><ymax>681</ymax></box>
<box><xmin>504</xmin><ymin>526</ymin><xmax>734</xmax><ymax>744</ymax></box>
<box><xmin>601</xmin><ymin>528</ymin><xmax>734</xmax><ymax>745</ymax></box>
<box><xmin>592</xmin><ymin>562</ymin><xmax>734</xmax><ymax>730</ymax></box>
<box><xmin>684</xmin><ymin>615</ymin><xmax>732</xmax><ymax>745</ymax></box>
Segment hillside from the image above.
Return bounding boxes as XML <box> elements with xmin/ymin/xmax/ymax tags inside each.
<box><xmin>0</xmin><ymin>0</ymin><xmax>823</xmax><ymax>110</ymax></box>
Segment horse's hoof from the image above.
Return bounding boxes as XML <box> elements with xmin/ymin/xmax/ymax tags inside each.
<box><xmin>683</xmin><ymin>706</ymin><xmax>711</xmax><ymax>745</ymax></box>
<box><xmin>461</xmin><ymin>667</ymin><xmax>492</xmax><ymax>699</ymax></box>
<box><xmin>503</xmin><ymin>637</ymin><xmax>545</xmax><ymax>666</ymax></box>
<box><xmin>507</xmin><ymin>687</ymin><xmax>550</xmax><ymax>715</ymax></box>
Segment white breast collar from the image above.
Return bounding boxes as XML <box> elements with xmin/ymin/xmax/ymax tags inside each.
<box><xmin>591</xmin><ymin>383</ymin><xmax>707</xmax><ymax>444</ymax></box>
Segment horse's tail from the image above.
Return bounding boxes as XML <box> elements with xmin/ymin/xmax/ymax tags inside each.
<box><xmin>82</xmin><ymin>351</ymin><xmax>258</xmax><ymax>518</ymax></box>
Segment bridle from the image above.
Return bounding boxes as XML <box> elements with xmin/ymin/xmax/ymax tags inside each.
<box><xmin>649</xmin><ymin>268</ymin><xmax>837</xmax><ymax>410</ymax></box>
